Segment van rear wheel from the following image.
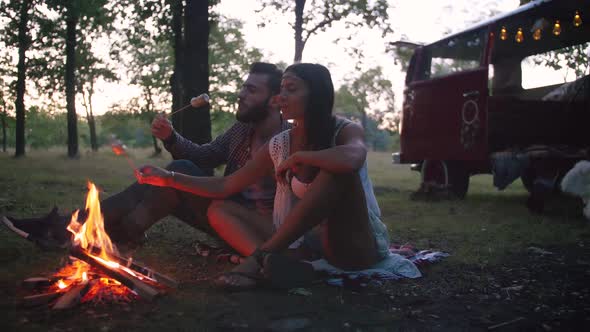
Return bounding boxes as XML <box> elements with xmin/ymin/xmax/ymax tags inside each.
<box><xmin>421</xmin><ymin>160</ymin><xmax>469</xmax><ymax>199</ymax></box>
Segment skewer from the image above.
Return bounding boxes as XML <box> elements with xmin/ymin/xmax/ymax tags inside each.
<box><xmin>111</xmin><ymin>142</ymin><xmax>137</xmax><ymax>171</ymax></box>
<box><xmin>166</xmin><ymin>93</ymin><xmax>210</xmax><ymax>118</ymax></box>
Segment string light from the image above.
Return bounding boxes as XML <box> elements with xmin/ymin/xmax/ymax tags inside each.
<box><xmin>573</xmin><ymin>11</ymin><xmax>582</xmax><ymax>27</ymax></box>
<box><xmin>500</xmin><ymin>26</ymin><xmax>508</xmax><ymax>41</ymax></box>
<box><xmin>533</xmin><ymin>28</ymin><xmax>542</xmax><ymax>41</ymax></box>
<box><xmin>515</xmin><ymin>28</ymin><xmax>524</xmax><ymax>43</ymax></box>
<box><xmin>553</xmin><ymin>20</ymin><xmax>561</xmax><ymax>35</ymax></box>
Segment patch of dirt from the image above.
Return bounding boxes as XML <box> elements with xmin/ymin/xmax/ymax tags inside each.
<box><xmin>3</xmin><ymin>241</ymin><xmax>590</xmax><ymax>331</ymax></box>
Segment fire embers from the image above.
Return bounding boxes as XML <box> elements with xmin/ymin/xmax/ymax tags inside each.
<box><xmin>19</xmin><ymin>181</ymin><xmax>177</xmax><ymax>309</ymax></box>
<box><xmin>20</xmin><ymin>258</ymin><xmax>138</xmax><ymax>309</ymax></box>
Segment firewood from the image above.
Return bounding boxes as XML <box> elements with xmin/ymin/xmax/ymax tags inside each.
<box><xmin>70</xmin><ymin>247</ymin><xmax>160</xmax><ymax>301</ymax></box>
<box><xmin>86</xmin><ymin>247</ymin><xmax>178</xmax><ymax>288</ymax></box>
<box><xmin>112</xmin><ymin>253</ymin><xmax>178</xmax><ymax>288</ymax></box>
<box><xmin>21</xmin><ymin>291</ymin><xmax>63</xmax><ymax>307</ymax></box>
<box><xmin>52</xmin><ymin>279</ymin><xmax>93</xmax><ymax>310</ymax></box>
<box><xmin>22</xmin><ymin>277</ymin><xmax>54</xmax><ymax>289</ymax></box>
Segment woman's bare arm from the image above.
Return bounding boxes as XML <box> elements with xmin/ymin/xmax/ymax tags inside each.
<box><xmin>276</xmin><ymin>122</ymin><xmax>367</xmax><ymax>180</ymax></box>
<box><xmin>136</xmin><ymin>142</ymin><xmax>274</xmax><ymax>199</ymax></box>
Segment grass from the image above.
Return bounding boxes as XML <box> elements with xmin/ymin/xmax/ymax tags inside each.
<box><xmin>2</xmin><ymin>148</ymin><xmax>588</xmax><ymax>266</ymax></box>
<box><xmin>1</xmin><ymin>148</ymin><xmax>589</xmax><ymax>330</ymax></box>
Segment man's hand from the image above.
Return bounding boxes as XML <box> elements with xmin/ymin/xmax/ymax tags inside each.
<box><xmin>151</xmin><ymin>113</ymin><xmax>173</xmax><ymax>140</ymax></box>
<box><xmin>135</xmin><ymin>165</ymin><xmax>174</xmax><ymax>187</ymax></box>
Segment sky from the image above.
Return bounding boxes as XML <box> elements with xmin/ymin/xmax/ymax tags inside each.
<box><xmin>88</xmin><ymin>0</ymin><xmax>523</xmax><ymax>116</ymax></box>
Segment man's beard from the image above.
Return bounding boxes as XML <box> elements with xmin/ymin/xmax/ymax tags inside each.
<box><xmin>236</xmin><ymin>96</ymin><xmax>271</xmax><ymax>123</ymax></box>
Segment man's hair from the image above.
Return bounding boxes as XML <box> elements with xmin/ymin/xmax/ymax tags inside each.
<box><xmin>249</xmin><ymin>62</ymin><xmax>282</xmax><ymax>95</ymax></box>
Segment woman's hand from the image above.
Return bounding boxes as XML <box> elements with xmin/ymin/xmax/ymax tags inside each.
<box><xmin>275</xmin><ymin>152</ymin><xmax>304</xmax><ymax>185</ymax></box>
<box><xmin>135</xmin><ymin>165</ymin><xmax>173</xmax><ymax>187</ymax></box>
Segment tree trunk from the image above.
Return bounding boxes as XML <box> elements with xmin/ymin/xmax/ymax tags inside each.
<box><xmin>81</xmin><ymin>86</ymin><xmax>98</xmax><ymax>152</ymax></box>
<box><xmin>293</xmin><ymin>0</ymin><xmax>306</xmax><ymax>62</ymax></box>
<box><xmin>1</xmin><ymin>102</ymin><xmax>6</xmax><ymax>153</ymax></box>
<box><xmin>145</xmin><ymin>90</ymin><xmax>161</xmax><ymax>155</ymax></box>
<box><xmin>14</xmin><ymin>0</ymin><xmax>32</xmax><ymax>157</ymax></box>
<box><xmin>65</xmin><ymin>4</ymin><xmax>79</xmax><ymax>158</ymax></box>
<box><xmin>181</xmin><ymin>0</ymin><xmax>210</xmax><ymax>145</ymax></box>
<box><xmin>170</xmin><ymin>0</ymin><xmax>184</xmax><ymax>131</ymax></box>
<box><xmin>87</xmin><ymin>89</ymin><xmax>98</xmax><ymax>151</ymax></box>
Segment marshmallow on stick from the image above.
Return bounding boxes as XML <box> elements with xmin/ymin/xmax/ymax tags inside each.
<box><xmin>167</xmin><ymin>93</ymin><xmax>210</xmax><ymax>118</ymax></box>
<box><xmin>110</xmin><ymin>141</ymin><xmax>137</xmax><ymax>171</ymax></box>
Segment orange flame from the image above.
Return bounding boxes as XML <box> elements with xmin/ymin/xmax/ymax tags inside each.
<box><xmin>57</xmin><ymin>279</ymin><xmax>68</xmax><ymax>289</ymax></box>
<box><xmin>67</xmin><ymin>182</ymin><xmax>118</xmax><ymax>259</ymax></box>
<box><xmin>50</xmin><ymin>181</ymin><xmax>139</xmax><ymax>303</ymax></box>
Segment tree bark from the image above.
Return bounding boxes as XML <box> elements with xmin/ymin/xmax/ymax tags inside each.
<box><xmin>65</xmin><ymin>2</ymin><xmax>79</xmax><ymax>158</ymax></box>
<box><xmin>145</xmin><ymin>90</ymin><xmax>161</xmax><ymax>155</ymax></box>
<box><xmin>181</xmin><ymin>0</ymin><xmax>210</xmax><ymax>145</ymax></box>
<box><xmin>14</xmin><ymin>0</ymin><xmax>32</xmax><ymax>157</ymax></box>
<box><xmin>170</xmin><ymin>0</ymin><xmax>184</xmax><ymax>131</ymax></box>
<box><xmin>87</xmin><ymin>89</ymin><xmax>98</xmax><ymax>151</ymax></box>
<box><xmin>1</xmin><ymin>98</ymin><xmax>7</xmax><ymax>153</ymax></box>
<box><xmin>293</xmin><ymin>0</ymin><xmax>306</xmax><ymax>62</ymax></box>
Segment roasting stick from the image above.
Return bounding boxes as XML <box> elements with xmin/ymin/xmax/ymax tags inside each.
<box><xmin>109</xmin><ymin>94</ymin><xmax>209</xmax><ymax>172</ymax></box>
<box><xmin>166</xmin><ymin>93</ymin><xmax>210</xmax><ymax>118</ymax></box>
<box><xmin>111</xmin><ymin>141</ymin><xmax>137</xmax><ymax>171</ymax></box>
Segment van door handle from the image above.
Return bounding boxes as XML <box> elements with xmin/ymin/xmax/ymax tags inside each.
<box><xmin>463</xmin><ymin>90</ymin><xmax>480</xmax><ymax>99</ymax></box>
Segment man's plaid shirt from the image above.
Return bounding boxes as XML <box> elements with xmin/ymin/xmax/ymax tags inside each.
<box><xmin>164</xmin><ymin>120</ymin><xmax>291</xmax><ymax>215</ymax></box>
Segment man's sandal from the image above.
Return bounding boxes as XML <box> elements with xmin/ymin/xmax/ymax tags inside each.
<box><xmin>2</xmin><ymin>207</ymin><xmax>71</xmax><ymax>249</ymax></box>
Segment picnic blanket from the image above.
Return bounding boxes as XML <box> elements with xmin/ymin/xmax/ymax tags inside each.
<box><xmin>196</xmin><ymin>243</ymin><xmax>449</xmax><ymax>289</ymax></box>
<box><xmin>311</xmin><ymin>245</ymin><xmax>449</xmax><ymax>288</ymax></box>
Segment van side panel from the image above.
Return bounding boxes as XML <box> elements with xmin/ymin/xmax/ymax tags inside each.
<box><xmin>402</xmin><ymin>67</ymin><xmax>489</xmax><ymax>162</ymax></box>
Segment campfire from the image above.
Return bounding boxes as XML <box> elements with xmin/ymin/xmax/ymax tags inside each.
<box><xmin>20</xmin><ymin>182</ymin><xmax>177</xmax><ymax>309</ymax></box>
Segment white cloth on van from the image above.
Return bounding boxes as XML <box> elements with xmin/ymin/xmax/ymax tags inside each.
<box><xmin>561</xmin><ymin>161</ymin><xmax>590</xmax><ymax>220</ymax></box>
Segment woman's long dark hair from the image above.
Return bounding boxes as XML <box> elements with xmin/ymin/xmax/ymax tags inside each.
<box><xmin>284</xmin><ymin>63</ymin><xmax>335</xmax><ymax>151</ymax></box>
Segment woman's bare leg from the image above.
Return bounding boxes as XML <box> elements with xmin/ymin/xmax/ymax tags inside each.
<box><xmin>216</xmin><ymin>171</ymin><xmax>380</xmax><ymax>289</ymax></box>
<box><xmin>261</xmin><ymin>170</ymin><xmax>380</xmax><ymax>270</ymax></box>
<box><xmin>207</xmin><ymin>200</ymin><xmax>274</xmax><ymax>256</ymax></box>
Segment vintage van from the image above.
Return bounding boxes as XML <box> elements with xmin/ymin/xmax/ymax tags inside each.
<box><xmin>393</xmin><ymin>0</ymin><xmax>590</xmax><ymax>210</ymax></box>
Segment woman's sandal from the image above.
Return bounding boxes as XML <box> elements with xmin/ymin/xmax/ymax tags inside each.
<box><xmin>212</xmin><ymin>271</ymin><xmax>264</xmax><ymax>291</ymax></box>
<box><xmin>213</xmin><ymin>248</ymin><xmax>316</xmax><ymax>291</ymax></box>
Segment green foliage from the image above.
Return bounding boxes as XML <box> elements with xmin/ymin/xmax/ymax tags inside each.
<box><xmin>27</xmin><ymin>0</ymin><xmax>114</xmax><ymax>98</ymax></box>
<box><xmin>210</xmin><ymin>109</ymin><xmax>236</xmax><ymax>138</ymax></box>
<box><xmin>209</xmin><ymin>17</ymin><xmax>263</xmax><ymax>113</ymax></box>
<box><xmin>388</xmin><ymin>42</ymin><xmax>415</xmax><ymax>72</ymax></box>
<box><xmin>98</xmin><ymin>108</ymin><xmax>154</xmax><ymax>148</ymax></box>
<box><xmin>334</xmin><ymin>66</ymin><xmax>397</xmax><ymax>151</ymax></box>
<box><xmin>533</xmin><ymin>43</ymin><xmax>590</xmax><ymax>79</ymax></box>
<box><xmin>257</xmin><ymin>0</ymin><xmax>392</xmax><ymax>61</ymax></box>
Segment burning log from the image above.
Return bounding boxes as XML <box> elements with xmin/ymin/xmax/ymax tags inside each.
<box><xmin>53</xmin><ymin>279</ymin><xmax>94</xmax><ymax>310</ymax></box>
<box><xmin>70</xmin><ymin>247</ymin><xmax>160</xmax><ymax>301</ymax></box>
<box><xmin>114</xmin><ymin>255</ymin><xmax>178</xmax><ymax>289</ymax></box>
<box><xmin>18</xmin><ymin>181</ymin><xmax>175</xmax><ymax>310</ymax></box>
<box><xmin>86</xmin><ymin>247</ymin><xmax>178</xmax><ymax>289</ymax></box>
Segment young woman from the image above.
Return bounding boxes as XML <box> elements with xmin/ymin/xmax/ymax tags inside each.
<box><xmin>136</xmin><ymin>63</ymin><xmax>390</xmax><ymax>289</ymax></box>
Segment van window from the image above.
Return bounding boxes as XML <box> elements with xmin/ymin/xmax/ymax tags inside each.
<box><xmin>416</xmin><ymin>29</ymin><xmax>486</xmax><ymax>81</ymax></box>
<box><xmin>522</xmin><ymin>42</ymin><xmax>590</xmax><ymax>89</ymax></box>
